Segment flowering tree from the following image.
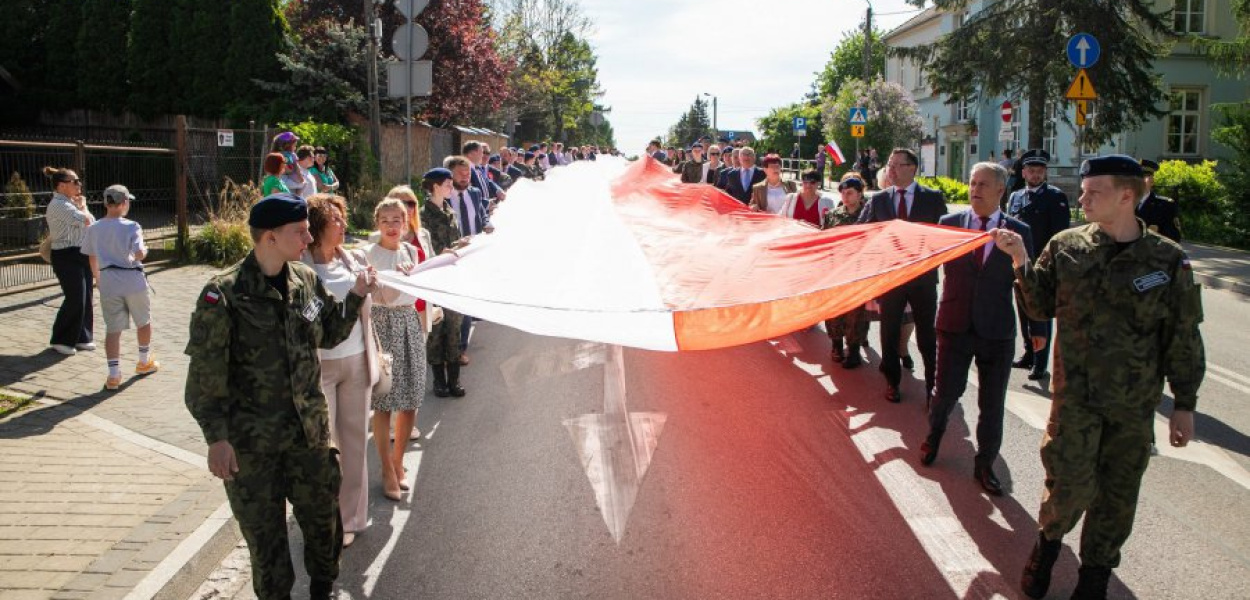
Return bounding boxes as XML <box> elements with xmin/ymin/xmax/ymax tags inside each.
<box><xmin>820</xmin><ymin>78</ymin><xmax>925</xmax><ymax>161</ymax></box>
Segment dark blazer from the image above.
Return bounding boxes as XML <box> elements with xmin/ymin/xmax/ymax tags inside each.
<box><xmin>1136</xmin><ymin>192</ymin><xmax>1182</xmax><ymax>242</ymax></box>
<box><xmin>858</xmin><ymin>182</ymin><xmax>948</xmax><ymax>285</ymax></box>
<box><xmin>936</xmin><ymin>211</ymin><xmax>1034</xmax><ymax>340</ymax></box>
<box><xmin>450</xmin><ymin>186</ymin><xmax>490</xmax><ymax>235</ymax></box>
<box><xmin>721</xmin><ymin>167</ymin><xmax>767</xmax><ymax>204</ymax></box>
<box><xmin>471</xmin><ymin>165</ymin><xmax>503</xmax><ymax>200</ymax></box>
<box><xmin>1006</xmin><ymin>183</ymin><xmax>1069</xmax><ymax>256</ymax></box>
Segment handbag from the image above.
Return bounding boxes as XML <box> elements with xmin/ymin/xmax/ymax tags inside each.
<box><xmin>38</xmin><ymin>236</ymin><xmax>52</xmax><ymax>263</ymax></box>
<box><xmin>371</xmin><ymin>330</ymin><xmax>394</xmax><ymax>399</ymax></box>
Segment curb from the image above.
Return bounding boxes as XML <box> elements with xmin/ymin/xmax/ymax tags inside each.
<box><xmin>1193</xmin><ymin>272</ymin><xmax>1250</xmax><ymax>297</ymax></box>
<box><xmin>127</xmin><ymin>504</ymin><xmax>241</xmax><ymax>600</ymax></box>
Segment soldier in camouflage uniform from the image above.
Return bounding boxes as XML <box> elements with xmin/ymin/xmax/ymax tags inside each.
<box><xmin>184</xmin><ymin>194</ymin><xmax>378</xmax><ymax>600</ymax></box>
<box><xmin>822</xmin><ymin>176</ymin><xmax>870</xmax><ymax>368</ymax></box>
<box><xmin>419</xmin><ymin>168</ymin><xmax>468</xmax><ymax>396</ymax></box>
<box><xmin>992</xmin><ymin>155</ymin><xmax>1204</xmax><ymax>600</ymax></box>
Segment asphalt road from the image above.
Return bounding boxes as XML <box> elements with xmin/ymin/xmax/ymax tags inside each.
<box><xmin>271</xmin><ymin>285</ymin><xmax>1250</xmax><ymax>600</ymax></box>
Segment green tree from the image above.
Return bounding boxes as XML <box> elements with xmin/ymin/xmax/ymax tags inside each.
<box><xmin>225</xmin><ymin>0</ymin><xmax>290</xmax><ymax>118</ymax></box>
<box><xmin>257</xmin><ymin>22</ymin><xmax>375</xmax><ymax>123</ymax></box>
<box><xmin>188</xmin><ymin>1</ymin><xmax>232</xmax><ymax>117</ymax></box>
<box><xmin>820</xmin><ymin>78</ymin><xmax>924</xmax><ymax>167</ymax></box>
<box><xmin>1191</xmin><ymin>0</ymin><xmax>1250</xmax><ymax>75</ymax></box>
<box><xmin>41</xmin><ymin>0</ymin><xmax>83</xmax><ymax>110</ymax></box>
<box><xmin>895</xmin><ymin>0</ymin><xmax>1172</xmax><ymax>147</ymax></box>
<box><xmin>664</xmin><ymin>97</ymin><xmax>712</xmax><ymax>147</ymax></box>
<box><xmin>756</xmin><ymin>103</ymin><xmax>825</xmax><ymax>160</ymax></box>
<box><xmin>0</xmin><ymin>0</ymin><xmax>52</xmax><ymax>119</ymax></box>
<box><xmin>168</xmin><ymin>0</ymin><xmax>199</xmax><ymax>114</ymax></box>
<box><xmin>814</xmin><ymin>29</ymin><xmax>886</xmax><ymax>100</ymax></box>
<box><xmin>76</xmin><ymin>0</ymin><xmax>132</xmax><ymax>112</ymax></box>
<box><xmin>127</xmin><ymin>0</ymin><xmax>177</xmax><ymax>117</ymax></box>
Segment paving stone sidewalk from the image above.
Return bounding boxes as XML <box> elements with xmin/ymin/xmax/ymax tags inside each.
<box><xmin>0</xmin><ymin>264</ymin><xmax>238</xmax><ymax>600</ymax></box>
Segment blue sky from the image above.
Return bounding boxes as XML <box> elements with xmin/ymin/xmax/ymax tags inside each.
<box><xmin>578</xmin><ymin>0</ymin><xmax>926</xmax><ymax>153</ymax></box>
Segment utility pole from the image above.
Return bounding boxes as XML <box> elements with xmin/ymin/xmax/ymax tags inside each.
<box><xmin>863</xmin><ymin>2</ymin><xmax>873</xmax><ymax>81</ymax></box>
<box><xmin>365</xmin><ymin>0</ymin><xmax>381</xmax><ymax>166</ymax></box>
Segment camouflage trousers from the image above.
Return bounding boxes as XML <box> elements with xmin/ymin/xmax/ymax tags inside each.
<box><xmin>1037</xmin><ymin>398</ymin><xmax>1153</xmax><ymax>568</ymax></box>
<box><xmin>427</xmin><ymin>308</ymin><xmax>464</xmax><ymax>365</ymax></box>
<box><xmin>825</xmin><ymin>306</ymin><xmax>869</xmax><ymax>347</ymax></box>
<box><xmin>225</xmin><ymin>441</ymin><xmax>343</xmax><ymax>600</ymax></box>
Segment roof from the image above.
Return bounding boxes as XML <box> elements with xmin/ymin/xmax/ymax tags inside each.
<box><xmin>883</xmin><ymin>6</ymin><xmax>942</xmax><ymax>42</ymax></box>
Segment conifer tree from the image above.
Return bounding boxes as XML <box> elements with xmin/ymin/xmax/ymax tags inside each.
<box><xmin>76</xmin><ymin>0</ymin><xmax>132</xmax><ymax>112</ymax></box>
<box><xmin>127</xmin><ymin>0</ymin><xmax>177</xmax><ymax>116</ymax></box>
<box><xmin>225</xmin><ymin>0</ymin><xmax>290</xmax><ymax>117</ymax></box>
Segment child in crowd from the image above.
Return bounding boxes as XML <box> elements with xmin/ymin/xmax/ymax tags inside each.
<box><xmin>80</xmin><ymin>185</ymin><xmax>159</xmax><ymax>390</ymax></box>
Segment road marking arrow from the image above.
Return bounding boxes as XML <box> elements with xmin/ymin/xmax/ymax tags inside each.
<box><xmin>565</xmin><ymin>344</ymin><xmax>666</xmax><ymax>544</ymax></box>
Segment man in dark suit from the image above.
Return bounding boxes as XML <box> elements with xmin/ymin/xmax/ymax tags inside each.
<box><xmin>447</xmin><ymin>155</ymin><xmax>493</xmax><ymax>365</ymax></box>
<box><xmin>922</xmin><ymin>162</ymin><xmax>1035</xmax><ymax>496</ymax></box>
<box><xmin>1005</xmin><ymin>149</ymin><xmax>1069</xmax><ymax>381</ymax></box>
<box><xmin>721</xmin><ymin>146</ymin><xmax>766</xmax><ymax>204</ymax></box>
<box><xmin>462</xmin><ymin>140</ymin><xmax>506</xmax><ymax>203</ymax></box>
<box><xmin>858</xmin><ymin>148</ymin><xmax>948</xmax><ymax>403</ymax></box>
<box><xmin>1137</xmin><ymin>159</ymin><xmax>1182</xmax><ymax>242</ymax></box>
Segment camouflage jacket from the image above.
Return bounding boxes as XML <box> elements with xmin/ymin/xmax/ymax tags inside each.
<box><xmin>1015</xmin><ymin>222</ymin><xmax>1205</xmax><ymax>411</ymax></box>
<box><xmin>822</xmin><ymin>203</ymin><xmax>863</xmax><ymax>230</ymax></box>
<box><xmin>184</xmin><ymin>252</ymin><xmax>364</xmax><ymax>449</ymax></box>
<box><xmin>421</xmin><ymin>199</ymin><xmax>462</xmax><ymax>255</ymax></box>
<box><xmin>678</xmin><ymin>160</ymin><xmax>706</xmax><ymax>184</ymax></box>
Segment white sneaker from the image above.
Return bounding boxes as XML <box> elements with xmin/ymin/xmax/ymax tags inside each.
<box><xmin>50</xmin><ymin>344</ymin><xmax>77</xmax><ymax>355</ymax></box>
<box><xmin>75</xmin><ymin>342</ymin><xmax>96</xmax><ymax>351</ymax></box>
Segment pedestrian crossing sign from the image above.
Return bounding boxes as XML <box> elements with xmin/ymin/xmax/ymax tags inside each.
<box><xmin>849</xmin><ymin>108</ymin><xmax>868</xmax><ymax>124</ymax></box>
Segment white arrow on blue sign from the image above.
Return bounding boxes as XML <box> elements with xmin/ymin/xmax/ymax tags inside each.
<box><xmin>848</xmin><ymin>107</ymin><xmax>868</xmax><ymax>124</ymax></box>
<box><xmin>1066</xmin><ymin>33</ymin><xmax>1100</xmax><ymax>69</ymax></box>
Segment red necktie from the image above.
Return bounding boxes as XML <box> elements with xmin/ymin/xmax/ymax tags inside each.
<box><xmin>896</xmin><ymin>189</ymin><xmax>908</xmax><ymax>220</ymax></box>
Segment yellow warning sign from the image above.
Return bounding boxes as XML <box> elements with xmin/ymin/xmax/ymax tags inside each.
<box><xmin>1076</xmin><ymin>100</ymin><xmax>1089</xmax><ymax>126</ymax></box>
<box><xmin>1065</xmin><ymin>69</ymin><xmax>1097</xmax><ymax>101</ymax></box>
<box><xmin>851</xmin><ymin>124</ymin><xmax>865</xmax><ymax>138</ymax></box>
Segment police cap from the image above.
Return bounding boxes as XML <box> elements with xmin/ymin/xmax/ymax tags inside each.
<box><xmin>1020</xmin><ymin>149</ymin><xmax>1050</xmax><ymax>166</ymax></box>
<box><xmin>248</xmin><ymin>193</ymin><xmax>308</xmax><ymax>229</ymax></box>
<box><xmin>1139</xmin><ymin>159</ymin><xmax>1160</xmax><ymax>174</ymax></box>
<box><xmin>1079</xmin><ymin>154</ymin><xmax>1145</xmax><ymax>179</ymax></box>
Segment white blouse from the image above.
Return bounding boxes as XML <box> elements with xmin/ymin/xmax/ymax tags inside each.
<box><xmin>365</xmin><ymin>243</ymin><xmax>419</xmax><ymax>307</ymax></box>
<box><xmin>764</xmin><ymin>185</ymin><xmax>789</xmax><ymax>214</ymax></box>
<box><xmin>311</xmin><ymin>258</ymin><xmax>366</xmax><ymax>360</ymax></box>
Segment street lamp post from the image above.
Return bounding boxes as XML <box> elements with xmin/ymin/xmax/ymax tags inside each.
<box><xmin>702</xmin><ymin>93</ymin><xmax>718</xmax><ymax>142</ymax></box>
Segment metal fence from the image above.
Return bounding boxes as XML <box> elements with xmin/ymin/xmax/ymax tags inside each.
<box><xmin>0</xmin><ymin>120</ymin><xmax>268</xmax><ymax>291</ymax></box>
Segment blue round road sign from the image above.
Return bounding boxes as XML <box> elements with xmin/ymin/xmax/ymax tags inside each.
<box><xmin>1066</xmin><ymin>33</ymin><xmax>1100</xmax><ymax>69</ymax></box>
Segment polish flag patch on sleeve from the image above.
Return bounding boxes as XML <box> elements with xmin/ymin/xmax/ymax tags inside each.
<box><xmin>204</xmin><ymin>290</ymin><xmax>221</xmax><ymax>305</ymax></box>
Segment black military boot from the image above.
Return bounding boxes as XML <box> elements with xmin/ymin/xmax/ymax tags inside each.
<box><xmin>842</xmin><ymin>345</ymin><xmax>863</xmax><ymax>369</ymax></box>
<box><xmin>432</xmin><ymin>364</ymin><xmax>450</xmax><ymax>397</ymax></box>
<box><xmin>830</xmin><ymin>337</ymin><xmax>845</xmax><ymax>363</ymax></box>
<box><xmin>1021</xmin><ymin>532</ymin><xmax>1063</xmax><ymax>599</ymax></box>
<box><xmin>1070</xmin><ymin>566</ymin><xmax>1111</xmax><ymax>600</ymax></box>
<box><xmin>447</xmin><ymin>363</ymin><xmax>467</xmax><ymax>397</ymax></box>
<box><xmin>309</xmin><ymin>579</ymin><xmax>334</xmax><ymax>600</ymax></box>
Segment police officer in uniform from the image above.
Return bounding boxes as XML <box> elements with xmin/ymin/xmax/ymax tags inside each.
<box><xmin>1005</xmin><ymin>149</ymin><xmax>1070</xmax><ymax>381</ymax></box>
<box><xmin>185</xmin><ymin>194</ymin><xmax>379</xmax><ymax>600</ymax></box>
<box><xmin>992</xmin><ymin>155</ymin><xmax>1204</xmax><ymax>600</ymax></box>
<box><xmin>1136</xmin><ymin>159</ymin><xmax>1182</xmax><ymax>242</ymax></box>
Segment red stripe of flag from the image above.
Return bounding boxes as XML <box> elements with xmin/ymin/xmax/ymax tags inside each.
<box><xmin>824</xmin><ymin>139</ymin><xmax>846</xmax><ymax>166</ymax></box>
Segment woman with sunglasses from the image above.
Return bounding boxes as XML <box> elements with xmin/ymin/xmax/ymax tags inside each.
<box><xmin>43</xmin><ymin>166</ymin><xmax>97</xmax><ymax>355</ymax></box>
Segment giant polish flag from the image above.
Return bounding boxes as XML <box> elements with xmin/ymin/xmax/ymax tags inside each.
<box><xmin>379</xmin><ymin>157</ymin><xmax>988</xmax><ymax>352</ymax></box>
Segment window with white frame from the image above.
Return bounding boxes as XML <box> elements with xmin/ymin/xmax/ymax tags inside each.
<box><xmin>957</xmin><ymin>98</ymin><xmax>972</xmax><ymax>123</ymax></box>
<box><xmin>1166</xmin><ymin>89</ymin><xmax>1202</xmax><ymax>155</ymax></box>
<box><xmin>915</xmin><ymin>60</ymin><xmax>926</xmax><ymax>92</ymax></box>
<box><xmin>1174</xmin><ymin>0</ymin><xmax>1206</xmax><ymax>34</ymax></box>
<box><xmin>1042</xmin><ymin>100</ymin><xmax>1058</xmax><ymax>160</ymax></box>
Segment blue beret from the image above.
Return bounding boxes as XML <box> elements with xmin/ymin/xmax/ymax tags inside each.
<box><xmin>529</xmin><ymin>144</ymin><xmax>540</xmax><ymax>152</ymax></box>
<box><xmin>422</xmin><ymin>168</ymin><xmax>452</xmax><ymax>183</ymax></box>
<box><xmin>1139</xmin><ymin>159</ymin><xmax>1160</xmax><ymax>173</ymax></box>
<box><xmin>1080</xmin><ymin>154</ymin><xmax>1145</xmax><ymax>179</ymax></box>
<box><xmin>249</xmin><ymin>193</ymin><xmax>307</xmax><ymax>229</ymax></box>
<box><xmin>488</xmin><ymin>154</ymin><xmax>501</xmax><ymax>164</ymax></box>
<box><xmin>690</xmin><ymin>142</ymin><xmax>704</xmax><ymax>149</ymax></box>
<box><xmin>1020</xmin><ymin>149</ymin><xmax>1050</xmax><ymax>166</ymax></box>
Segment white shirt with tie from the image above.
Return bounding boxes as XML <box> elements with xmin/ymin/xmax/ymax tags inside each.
<box><xmin>452</xmin><ymin>189</ymin><xmax>480</xmax><ymax>235</ymax></box>
<box><xmin>969</xmin><ymin>210</ymin><xmax>1004</xmax><ymax>264</ymax></box>
<box><xmin>894</xmin><ymin>181</ymin><xmax>919</xmax><ymax>217</ymax></box>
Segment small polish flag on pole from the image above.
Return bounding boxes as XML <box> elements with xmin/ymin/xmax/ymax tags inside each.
<box><xmin>824</xmin><ymin>139</ymin><xmax>846</xmax><ymax>166</ymax></box>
